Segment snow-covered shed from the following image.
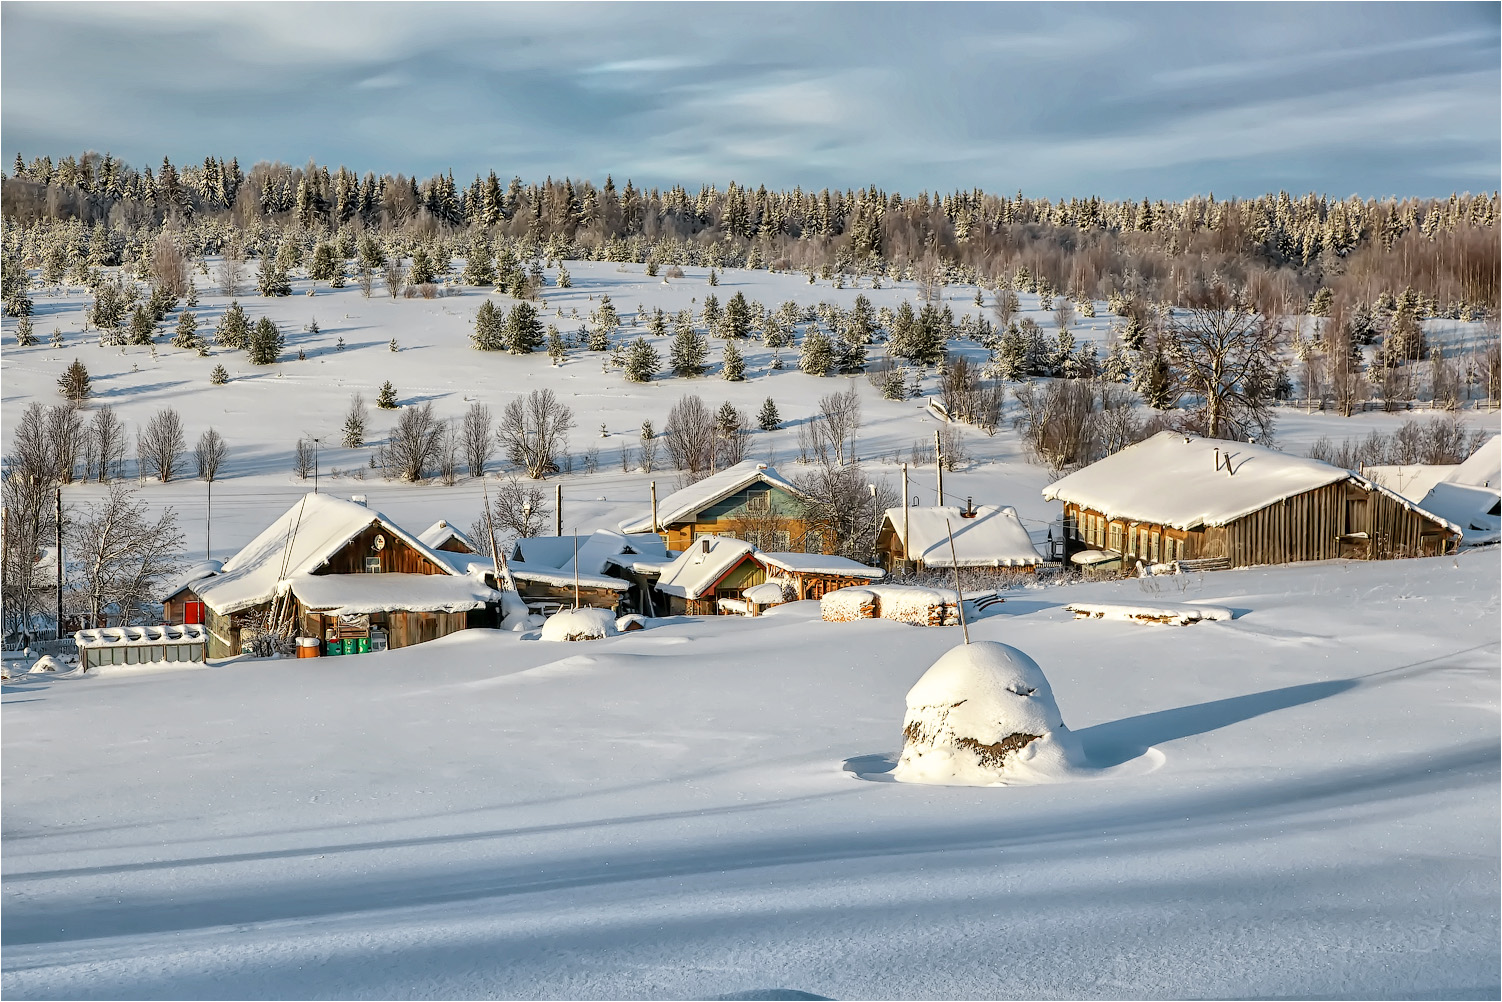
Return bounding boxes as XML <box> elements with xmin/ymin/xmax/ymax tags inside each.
<box><xmin>504</xmin><ymin>530</ymin><xmax>664</xmax><ymax>615</ymax></box>
<box><xmin>875</xmin><ymin>503</ymin><xmax>1043</xmax><ymax>574</ymax></box>
<box><xmin>754</xmin><ymin>550</ymin><xmax>885</xmax><ymax>601</ymax></box>
<box><xmin>165</xmin><ymin>493</ymin><xmax>500</xmax><ymax>658</ymax></box>
<box><xmin>650</xmin><ymin>535</ymin><xmax>766</xmax><ymax>616</ymax></box>
<box><xmin>1043</xmin><ymin>431</ymin><xmax>1460</xmax><ymax>569</ymax></box>
<box><xmin>418</xmin><ymin>519</ymin><xmax>481</xmax><ymax>555</ymax></box>
<box><xmin>618</xmin><ymin>461</ymin><xmax>826</xmax><ymax>553</ymax></box>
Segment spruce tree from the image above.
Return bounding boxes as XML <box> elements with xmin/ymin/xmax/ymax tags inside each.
<box><xmin>309</xmin><ymin>243</ymin><xmax>337</xmax><ymax>283</ymax></box>
<box><xmin>247</xmin><ymin>317</ymin><xmax>283</xmax><ymax>364</ymax></box>
<box><xmin>800</xmin><ymin>324</ymin><xmax>834</xmax><ymax>376</ymax></box>
<box><xmin>15</xmin><ymin>316</ymin><xmax>36</xmax><ymax>346</ymax></box>
<box><xmin>701</xmin><ymin>293</ymin><xmax>721</xmax><ymax>333</ymax></box>
<box><xmin>463</xmin><ymin>235</ymin><xmax>495</xmax><ymax>287</ymax></box>
<box><xmin>210</xmin><ymin>364</ymin><xmax>229</xmax><ymax>385</ymax></box>
<box><xmin>127</xmin><ymin>305</ymin><xmax>155</xmax><ymax>345</ymax></box>
<box><xmin>257</xmin><ymin>256</ymin><xmax>292</xmax><ymax>297</ymax></box>
<box><xmin>58</xmin><ymin>358</ymin><xmax>91</xmax><ymax>402</ymax></box>
<box><xmin>624</xmin><ymin>337</ymin><xmax>660</xmax><ymax>382</ymax></box>
<box><xmin>1133</xmin><ymin>339</ymin><xmax>1176</xmax><ymax>410</ymax></box>
<box><xmin>757</xmin><ymin>396</ymin><xmax>781</xmax><ymax>430</ymax></box>
<box><xmin>556</xmin><ymin>263</ymin><xmax>571</xmax><ymax>288</ymax></box>
<box><xmin>547</xmin><ymin>325</ymin><xmax>567</xmax><ymax>364</ymax></box>
<box><xmin>723</xmin><ymin>291</ymin><xmax>751</xmax><ymax>339</ymax></box>
<box><xmin>341</xmin><ymin>392</ymin><xmax>367</xmax><ymax>448</ymax></box>
<box><xmin>715</xmin><ymin>401</ymin><xmax>741</xmax><ymax>442</ymax></box>
<box><xmin>472</xmin><ymin>299</ymin><xmax>503</xmax><ymax>350</ymax></box>
<box><xmin>172</xmin><ymin>310</ymin><xmax>199</xmax><ymax>350</ymax></box>
<box><xmin>721</xmin><ymin>340</ymin><xmax>745</xmax><ymax>381</ymax></box>
<box><xmin>1101</xmin><ymin>340</ymin><xmax>1131</xmax><ymax>383</ymax></box>
<box><xmin>670</xmin><ymin>313</ymin><xmax>708</xmax><ymax>376</ymax></box>
<box><xmin>505</xmin><ymin>302</ymin><xmax>544</xmax><ymax>354</ymax></box>
<box><xmin>708</xmin><ymin>268</ymin><xmax>719</xmax><ymax>286</ymax></box>
<box><xmin>389</xmin><ymin>337</ymin><xmax>399</xmax><ymax>352</ymax></box>
<box><xmin>648</xmin><ymin>307</ymin><xmax>667</xmax><ymax>338</ymax></box>
<box><xmin>50</xmin><ymin>326</ymin><xmax>63</xmax><ymax>349</ymax></box>
<box><xmin>409</xmin><ymin>247</ymin><xmax>436</xmax><ymax>286</ymax></box>
<box><xmin>377</xmin><ymin>381</ymin><xmax>398</xmax><ymax>409</ymax></box>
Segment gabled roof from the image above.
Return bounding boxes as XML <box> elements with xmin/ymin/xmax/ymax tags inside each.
<box><xmin>188</xmin><ymin>493</ymin><xmax>462</xmax><ymax>615</ymax></box>
<box><xmin>619</xmin><ymin>461</ymin><xmax>806</xmax><ymax>534</ymax></box>
<box><xmin>1416</xmin><ymin>481</ymin><xmax>1501</xmax><ymax>546</ymax></box>
<box><xmin>654</xmin><ymin>536</ymin><xmax>759</xmax><ymax>600</ymax></box>
<box><xmin>879</xmin><ymin>505</ymin><xmax>1043</xmax><ymax>567</ymax></box>
<box><xmin>1447</xmin><ymin>434</ymin><xmax>1500</xmax><ymax>489</ymax></box>
<box><xmin>507</xmin><ymin>530</ymin><xmax>667</xmax><ymax>584</ymax></box>
<box><xmin>1043</xmin><ymin>431</ymin><xmax>1359</xmax><ymax>530</ymax></box>
<box><xmin>418</xmin><ymin>519</ymin><xmax>480</xmax><ymax>554</ymax></box>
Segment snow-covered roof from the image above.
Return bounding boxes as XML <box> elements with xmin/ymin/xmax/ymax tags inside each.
<box><xmin>287</xmin><ymin>572</ymin><xmax>498</xmax><ymax>615</ymax></box>
<box><xmin>508</xmin><ymin>563</ymin><xmax>631</xmax><ymax>592</ymax></box>
<box><xmin>418</xmin><ymin>519</ymin><xmax>480</xmax><ymax>554</ymax></box>
<box><xmin>1043</xmin><ymin>431</ymin><xmax>1358</xmax><ymax>530</ymax></box>
<box><xmin>653</xmin><ymin>536</ymin><xmax>759</xmax><ymax>600</ymax></box>
<box><xmin>1415</xmin><ymin>481</ymin><xmax>1501</xmax><ymax>546</ymax></box>
<box><xmin>881</xmin><ymin>505</ymin><xmax>1043</xmax><ymax>567</ymax></box>
<box><xmin>757</xmin><ymin>551</ymin><xmax>885</xmax><ymax>579</ymax></box>
<box><xmin>1448</xmin><ymin>434</ymin><xmax>1500</xmax><ymax>488</ymax></box>
<box><xmin>189</xmin><ymin>493</ymin><xmax>463</xmax><ymax>615</ymax></box>
<box><xmin>161</xmin><ymin>560</ymin><xmax>224</xmax><ymax>601</ymax></box>
<box><xmin>618</xmin><ymin>461</ymin><xmax>806</xmax><ymax>534</ymax></box>
<box><xmin>509</xmin><ymin>531</ymin><xmax>666</xmax><ymax>572</ymax></box>
<box><xmin>1363</xmin><ymin>465</ymin><xmax>1454</xmax><ymax>503</ymax></box>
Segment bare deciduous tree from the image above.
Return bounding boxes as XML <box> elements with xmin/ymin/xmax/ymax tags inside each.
<box><xmin>462</xmin><ymin>402</ymin><xmax>493</xmax><ymax>477</ymax></box>
<box><xmin>136</xmin><ymin>407</ymin><xmax>185</xmax><ymax>482</ymax></box>
<box><xmin>195</xmin><ymin>428</ymin><xmax>226</xmax><ymax>481</ymax></box>
<box><xmin>293</xmin><ymin>438</ymin><xmax>315</xmax><ymax>480</ymax></box>
<box><xmin>68</xmin><ymin>484</ymin><xmax>184</xmax><ymax>628</ymax></box>
<box><xmin>791</xmin><ymin>461</ymin><xmax>898</xmax><ymax>560</ymax></box>
<box><xmin>1013</xmin><ymin>379</ymin><xmax>1158</xmax><ymax>472</ymax></box>
<box><xmin>498</xmin><ymin>389</ymin><xmax>574</xmax><ymax>479</ymax></box>
<box><xmin>150</xmin><ymin>231</ymin><xmax>191</xmax><ymax>299</ymax></box>
<box><xmin>473</xmin><ymin>476</ymin><xmax>552</xmax><ymax>542</ymax></box>
<box><xmin>1162</xmin><ymin>284</ymin><xmax>1282</xmax><ymax>441</ymax></box>
<box><xmin>438</xmin><ymin>420</ymin><xmax>461</xmax><ymax>485</ymax></box>
<box><xmin>44</xmin><ymin>404</ymin><xmax>83</xmax><ymax>484</ymax></box>
<box><xmin>217</xmin><ymin>245</ymin><xmax>246</xmax><ymax>297</ymax></box>
<box><xmin>88</xmin><ymin>405</ymin><xmax>126</xmax><ymax>482</ymax></box>
<box><xmin>384</xmin><ymin>401</ymin><xmax>443</xmax><ymax>482</ymax></box>
<box><xmin>383</xmin><ymin>258</ymin><xmax>405</xmax><ymax>299</ymax></box>
<box><xmin>662</xmin><ymin>394</ymin><xmax>716</xmax><ymax>478</ymax></box>
<box><xmin>817</xmin><ymin>385</ymin><xmax>862</xmax><ymax>466</ymax></box>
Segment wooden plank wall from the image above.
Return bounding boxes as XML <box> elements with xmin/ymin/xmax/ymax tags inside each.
<box><xmin>318</xmin><ymin>523</ymin><xmax>446</xmax><ymax>576</ymax></box>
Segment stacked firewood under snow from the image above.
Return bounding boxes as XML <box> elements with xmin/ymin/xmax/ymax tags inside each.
<box><xmin>819</xmin><ymin>584</ymin><xmax>963</xmax><ymax>627</ymax></box>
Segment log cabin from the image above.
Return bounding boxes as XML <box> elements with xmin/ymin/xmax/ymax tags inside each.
<box><xmin>162</xmin><ymin>493</ymin><xmax>500</xmax><ymax>659</ymax></box>
<box><xmin>1042</xmin><ymin>431</ymin><xmax>1462</xmax><ymax>571</ymax></box>
<box><xmin>618</xmin><ymin>461</ymin><xmax>830</xmax><ymax>554</ymax></box>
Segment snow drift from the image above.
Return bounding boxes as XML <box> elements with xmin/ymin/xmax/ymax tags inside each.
<box><xmin>893</xmin><ymin>641</ymin><xmax>1086</xmax><ymax>786</ymax></box>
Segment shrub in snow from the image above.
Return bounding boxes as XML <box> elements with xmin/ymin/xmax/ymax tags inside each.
<box><xmin>893</xmin><ymin>641</ymin><xmax>1085</xmax><ymax>787</ymax></box>
<box><xmin>539</xmin><ymin>607</ymin><xmax>619</xmax><ymax>642</ymax></box>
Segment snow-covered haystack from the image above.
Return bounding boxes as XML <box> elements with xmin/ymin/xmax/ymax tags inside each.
<box><xmin>539</xmin><ymin>607</ymin><xmax>619</xmax><ymax>642</ymax></box>
<box><xmin>893</xmin><ymin>641</ymin><xmax>1085</xmax><ymax>786</ymax></box>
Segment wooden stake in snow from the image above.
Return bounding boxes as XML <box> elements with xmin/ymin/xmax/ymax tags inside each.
<box><xmin>555</xmin><ymin>484</ymin><xmax>562</xmax><ymax>537</ymax></box>
<box><xmin>945</xmin><ymin>519</ymin><xmax>970</xmax><ymax>644</ymax></box>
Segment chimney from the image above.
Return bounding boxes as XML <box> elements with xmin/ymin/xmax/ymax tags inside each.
<box><xmin>961</xmin><ymin>496</ymin><xmax>978</xmax><ymax>518</ymax></box>
<box><xmin>701</xmin><ymin>537</ymin><xmax>711</xmax><ymax>554</ymax></box>
<box><xmin>757</xmin><ymin>463</ymin><xmax>768</xmax><ymax>470</ymax></box>
<box><xmin>351</xmin><ymin>494</ymin><xmax>368</xmax><ymax>506</ymax></box>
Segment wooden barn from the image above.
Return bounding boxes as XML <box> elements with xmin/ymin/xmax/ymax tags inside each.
<box><xmin>875</xmin><ymin>502</ymin><xmax>1043</xmax><ymax>575</ymax></box>
<box><xmin>1043</xmin><ymin>431</ymin><xmax>1461</xmax><ymax>571</ymax></box>
<box><xmin>163</xmin><ymin>493</ymin><xmax>500</xmax><ymax>659</ymax></box>
<box><xmin>618</xmin><ymin>461</ymin><xmax>831</xmax><ymax>554</ymax></box>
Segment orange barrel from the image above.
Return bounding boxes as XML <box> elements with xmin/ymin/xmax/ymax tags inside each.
<box><xmin>296</xmin><ymin>637</ymin><xmax>321</xmax><ymax>658</ymax></box>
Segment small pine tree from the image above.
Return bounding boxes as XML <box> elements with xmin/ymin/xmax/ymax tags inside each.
<box><xmin>472</xmin><ymin>299</ymin><xmax>502</xmax><ymax>350</ymax></box>
<box><xmin>257</xmin><ymin>256</ymin><xmax>292</xmax><ymax>297</ymax></box>
<box><xmin>1101</xmin><ymin>340</ymin><xmax>1132</xmax><ymax>383</ymax></box>
<box><xmin>1309</xmin><ymin>287</ymin><xmax>1334</xmax><ymax>317</ymax></box>
<box><xmin>298</xmin><ymin>348</ymin><xmax>306</xmax><ymax>360</ymax></box>
<box><xmin>58</xmin><ymin>358</ymin><xmax>91</xmax><ymax>402</ymax></box>
<box><xmin>669</xmin><ymin>314</ymin><xmax>708</xmax><ymax>377</ymax></box>
<box><xmin>216</xmin><ymin>301</ymin><xmax>249</xmax><ymax>349</ymax></box>
<box><xmin>547</xmin><ymin>325</ymin><xmax>567</xmax><ymax>364</ymax></box>
<box><xmin>389</xmin><ymin>337</ymin><xmax>399</xmax><ymax>352</ymax></box>
<box><xmin>377</xmin><ymin>381</ymin><xmax>398</xmax><ymax>409</ymax></box>
<box><xmin>624</xmin><ymin>337</ymin><xmax>660</xmax><ymax>382</ymax></box>
<box><xmin>974</xmin><ymin>287</ymin><xmax>984</xmax><ymax>306</ymax></box>
<box><xmin>342</xmin><ymin>392</ymin><xmax>367</xmax><ymax>448</ymax></box>
<box><xmin>210</xmin><ymin>364</ymin><xmax>229</xmax><ymax>385</ymax></box>
<box><xmin>309</xmin><ymin>318</ymin><xmax>319</xmax><ymax>336</ymax></box>
<box><xmin>505</xmin><ymin>302</ymin><xmax>544</xmax><ymax>354</ymax></box>
<box><xmin>50</xmin><ymin>326</ymin><xmax>63</xmax><ymax>349</ymax></box>
<box><xmin>15</xmin><ymin>316</ymin><xmax>36</xmax><ymax>346</ymax></box>
<box><xmin>715</xmin><ymin>401</ymin><xmax>741</xmax><ymax>443</ymax></box>
<box><xmin>757</xmin><ymin>396</ymin><xmax>781</xmax><ymax>430</ymax></box>
<box><xmin>708</xmin><ymin>268</ymin><xmax>719</xmax><ymax>286</ymax></box>
<box><xmin>800</xmin><ymin>325</ymin><xmax>834</xmax><ymax>376</ymax></box>
<box><xmin>172</xmin><ymin>310</ymin><xmax>199</xmax><ymax>350</ymax></box>
<box><xmin>127</xmin><ymin>305</ymin><xmax>155</xmax><ymax>345</ymax></box>
<box><xmin>247</xmin><ymin>317</ymin><xmax>283</xmax><ymax>365</ymax></box>
<box><xmin>770</xmin><ymin>350</ymin><xmax>784</xmax><ymax>370</ymax></box>
<box><xmin>701</xmin><ymin>293</ymin><xmax>721</xmax><ymax>332</ymax></box>
<box><xmin>721</xmin><ymin>340</ymin><xmax>745</xmax><ymax>381</ymax></box>
<box><xmin>556</xmin><ymin>264</ymin><xmax>572</xmax><ymax>288</ymax></box>
<box><xmin>336</xmin><ymin>336</ymin><xmax>346</xmax><ymax>351</ymax></box>
<box><xmin>645</xmin><ymin>258</ymin><xmax>659</xmax><ymax>277</ymax></box>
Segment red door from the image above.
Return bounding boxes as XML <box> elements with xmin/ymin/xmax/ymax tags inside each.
<box><xmin>184</xmin><ymin>601</ymin><xmax>204</xmax><ymax>625</ymax></box>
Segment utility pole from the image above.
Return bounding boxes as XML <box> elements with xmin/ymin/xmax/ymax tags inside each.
<box><xmin>312</xmin><ymin>437</ymin><xmax>321</xmax><ymax>493</ymax></box>
<box><xmin>54</xmin><ymin>485</ymin><xmax>62</xmax><ymax>641</ymax></box>
<box><xmin>901</xmin><ymin>463</ymin><xmax>910</xmax><ymax>574</ymax></box>
<box><xmin>206</xmin><ymin>478</ymin><xmax>212</xmax><ymax>561</ymax></box>
<box><xmin>555</xmin><ymin>484</ymin><xmax>562</xmax><ymax>537</ymax></box>
<box><xmin>650</xmin><ymin>480</ymin><xmax>659</xmax><ymax>536</ymax></box>
<box><xmin>935</xmin><ymin>428</ymin><xmax>944</xmax><ymax>505</ymax></box>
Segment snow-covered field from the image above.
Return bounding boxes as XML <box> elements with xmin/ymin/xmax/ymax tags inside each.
<box><xmin>4</xmin><ymin>552</ymin><xmax>1499</xmax><ymax>999</ymax></box>
<box><xmin>3</xmin><ymin>263</ymin><xmax>1500</xmax><ymax>999</ymax></box>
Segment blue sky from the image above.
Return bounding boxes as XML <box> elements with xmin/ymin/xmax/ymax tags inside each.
<box><xmin>1</xmin><ymin>2</ymin><xmax>1496</xmax><ymax>200</ymax></box>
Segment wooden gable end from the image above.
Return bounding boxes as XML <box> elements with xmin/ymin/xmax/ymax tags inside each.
<box><xmin>312</xmin><ymin>522</ymin><xmax>449</xmax><ymax>576</ymax></box>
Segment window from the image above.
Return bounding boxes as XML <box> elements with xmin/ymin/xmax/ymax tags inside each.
<box><xmin>746</xmin><ymin>490</ymin><xmax>771</xmax><ymax>513</ymax></box>
<box><xmin>1108</xmin><ymin>524</ymin><xmax>1123</xmax><ymax>553</ymax></box>
<box><xmin>364</xmin><ymin>556</ymin><xmax>382</xmax><ymax>573</ymax></box>
<box><xmin>803</xmin><ymin>530</ymin><xmax>825</xmax><ymax>554</ymax></box>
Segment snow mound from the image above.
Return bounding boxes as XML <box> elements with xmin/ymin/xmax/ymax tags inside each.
<box><xmin>1066</xmin><ymin>601</ymin><xmax>1233</xmax><ymax>625</ymax></box>
<box><xmin>743</xmin><ymin>582</ymin><xmax>788</xmax><ymax>606</ymax></box>
<box><xmin>893</xmin><ymin>641</ymin><xmax>1086</xmax><ymax>786</ymax></box>
<box><xmin>539</xmin><ymin>607</ymin><xmax>619</xmax><ymax>642</ymax></box>
<box><xmin>30</xmin><ymin>655</ymin><xmax>63</xmax><ymax>674</ymax></box>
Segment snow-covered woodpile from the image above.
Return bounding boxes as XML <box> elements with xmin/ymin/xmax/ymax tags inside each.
<box><xmin>893</xmin><ymin>641</ymin><xmax>1086</xmax><ymax>786</ymax></box>
<box><xmin>820</xmin><ymin>584</ymin><xmax>961</xmax><ymax>626</ymax></box>
<box><xmin>539</xmin><ymin>607</ymin><xmax>619</xmax><ymax>642</ymax></box>
<box><xmin>1065</xmin><ymin>602</ymin><xmax>1234</xmax><ymax>626</ymax></box>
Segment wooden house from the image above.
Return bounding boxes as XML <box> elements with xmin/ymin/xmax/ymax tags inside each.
<box><xmin>875</xmin><ymin>503</ymin><xmax>1043</xmax><ymax>575</ymax></box>
<box><xmin>618</xmin><ymin>461</ymin><xmax>830</xmax><ymax>554</ymax></box>
<box><xmin>163</xmin><ymin>493</ymin><xmax>500</xmax><ymax>659</ymax></box>
<box><xmin>647</xmin><ymin>535</ymin><xmax>767</xmax><ymax>616</ymax></box>
<box><xmin>1042</xmin><ymin>431</ymin><xmax>1461</xmax><ymax>570</ymax></box>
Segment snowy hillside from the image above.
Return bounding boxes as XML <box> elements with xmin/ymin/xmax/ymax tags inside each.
<box><xmin>3</xmin><ymin>551</ymin><xmax>1498</xmax><ymax>999</ymax></box>
<box><xmin>3</xmin><ymin>259</ymin><xmax>1497</xmax><ymax>562</ymax></box>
